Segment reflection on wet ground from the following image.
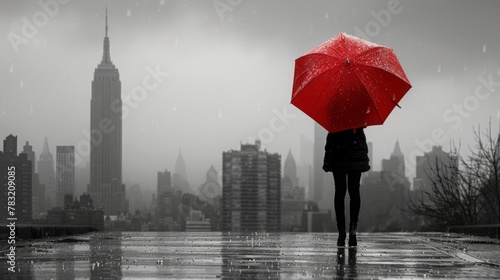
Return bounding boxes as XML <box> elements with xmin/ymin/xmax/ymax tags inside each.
<box><xmin>1</xmin><ymin>232</ymin><xmax>500</xmax><ymax>279</ymax></box>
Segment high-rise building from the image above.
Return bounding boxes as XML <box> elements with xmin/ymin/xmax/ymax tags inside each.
<box><xmin>413</xmin><ymin>145</ymin><xmax>458</xmax><ymax>200</ymax></box>
<box><xmin>299</xmin><ymin>134</ymin><xmax>313</xmax><ymax>200</ymax></box>
<box><xmin>313</xmin><ymin>123</ymin><xmax>334</xmax><ymax>212</ymax></box>
<box><xmin>38</xmin><ymin>137</ymin><xmax>56</xmax><ymax>211</ymax></box>
<box><xmin>199</xmin><ymin>165</ymin><xmax>220</xmax><ymax>205</ymax></box>
<box><xmin>382</xmin><ymin>139</ymin><xmax>405</xmax><ymax>178</ymax></box>
<box><xmin>283</xmin><ymin>149</ymin><xmax>299</xmax><ymax>192</ymax></box>
<box><xmin>22</xmin><ymin>141</ymin><xmax>45</xmax><ymax>219</ymax></box>
<box><xmin>0</xmin><ymin>134</ymin><xmax>32</xmax><ymax>223</ymax></box>
<box><xmin>127</xmin><ymin>184</ymin><xmax>145</xmax><ymax>215</ymax></box>
<box><xmin>158</xmin><ymin>169</ymin><xmax>172</xmax><ymax>196</ymax></box>
<box><xmin>21</xmin><ymin>141</ymin><xmax>35</xmax><ymax>174</ymax></box>
<box><xmin>56</xmin><ymin>146</ymin><xmax>75</xmax><ymax>208</ymax></box>
<box><xmin>3</xmin><ymin>135</ymin><xmax>17</xmax><ymax>155</ymax></box>
<box><xmin>156</xmin><ymin>169</ymin><xmax>176</xmax><ymax>230</ymax></box>
<box><xmin>281</xmin><ymin>149</ymin><xmax>305</xmax><ymax>231</ymax></box>
<box><xmin>380</xmin><ymin>140</ymin><xmax>410</xmax><ymax>230</ymax></box>
<box><xmin>75</xmin><ymin>162</ymin><xmax>90</xmax><ymax>197</ymax></box>
<box><xmin>89</xmin><ymin>10</ymin><xmax>127</xmax><ymax>215</ymax></box>
<box><xmin>172</xmin><ymin>149</ymin><xmax>191</xmax><ymax>194</ymax></box>
<box><xmin>222</xmin><ymin>140</ymin><xmax>281</xmax><ymax>232</ymax></box>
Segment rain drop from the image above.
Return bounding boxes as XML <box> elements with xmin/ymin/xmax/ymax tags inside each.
<box><xmin>9</xmin><ymin>65</ymin><xmax>13</xmax><ymax>73</ymax></box>
<box><xmin>159</xmin><ymin>0</ymin><xmax>165</xmax><ymax>5</ymax></box>
<box><xmin>365</xmin><ymin>107</ymin><xmax>370</xmax><ymax>114</ymax></box>
<box><xmin>437</xmin><ymin>65</ymin><xmax>441</xmax><ymax>73</ymax></box>
<box><xmin>483</xmin><ymin>44</ymin><xmax>487</xmax><ymax>53</ymax></box>
<box><xmin>20</xmin><ymin>80</ymin><xmax>24</xmax><ymax>88</ymax></box>
<box><xmin>126</xmin><ymin>9</ymin><xmax>131</xmax><ymax>17</ymax></box>
<box><xmin>325</xmin><ymin>12</ymin><xmax>329</xmax><ymax>21</ymax></box>
<box><xmin>463</xmin><ymin>63</ymin><xmax>467</xmax><ymax>71</ymax></box>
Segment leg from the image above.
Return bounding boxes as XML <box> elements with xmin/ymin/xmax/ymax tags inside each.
<box><xmin>347</xmin><ymin>171</ymin><xmax>362</xmax><ymax>246</ymax></box>
<box><xmin>347</xmin><ymin>171</ymin><xmax>362</xmax><ymax>224</ymax></box>
<box><xmin>333</xmin><ymin>171</ymin><xmax>347</xmax><ymax>246</ymax></box>
<box><xmin>333</xmin><ymin>171</ymin><xmax>348</xmax><ymax>228</ymax></box>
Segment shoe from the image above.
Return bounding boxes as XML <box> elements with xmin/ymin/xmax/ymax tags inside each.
<box><xmin>348</xmin><ymin>222</ymin><xmax>357</xmax><ymax>247</ymax></box>
<box><xmin>337</xmin><ymin>231</ymin><xmax>346</xmax><ymax>246</ymax></box>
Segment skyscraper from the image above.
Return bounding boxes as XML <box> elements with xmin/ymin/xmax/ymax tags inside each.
<box><xmin>380</xmin><ymin>140</ymin><xmax>411</xmax><ymax>230</ymax></box>
<box><xmin>56</xmin><ymin>146</ymin><xmax>75</xmax><ymax>208</ymax></box>
<box><xmin>222</xmin><ymin>140</ymin><xmax>281</xmax><ymax>232</ymax></box>
<box><xmin>281</xmin><ymin>149</ymin><xmax>305</xmax><ymax>231</ymax></box>
<box><xmin>0</xmin><ymin>135</ymin><xmax>32</xmax><ymax>223</ymax></box>
<box><xmin>313</xmin><ymin>123</ymin><xmax>334</xmax><ymax>212</ymax></box>
<box><xmin>413</xmin><ymin>145</ymin><xmax>458</xmax><ymax>204</ymax></box>
<box><xmin>382</xmin><ymin>139</ymin><xmax>405</xmax><ymax>179</ymax></box>
<box><xmin>38</xmin><ymin>137</ymin><xmax>56</xmax><ymax>211</ymax></box>
<box><xmin>200</xmin><ymin>165</ymin><xmax>220</xmax><ymax>205</ymax></box>
<box><xmin>283</xmin><ymin>149</ymin><xmax>299</xmax><ymax>191</ymax></box>
<box><xmin>298</xmin><ymin>134</ymin><xmax>313</xmax><ymax>200</ymax></box>
<box><xmin>158</xmin><ymin>169</ymin><xmax>172</xmax><ymax>197</ymax></box>
<box><xmin>172</xmin><ymin>149</ymin><xmax>191</xmax><ymax>194</ymax></box>
<box><xmin>89</xmin><ymin>10</ymin><xmax>126</xmax><ymax>215</ymax></box>
<box><xmin>156</xmin><ymin>170</ymin><xmax>176</xmax><ymax>230</ymax></box>
<box><xmin>22</xmin><ymin>141</ymin><xmax>45</xmax><ymax>218</ymax></box>
<box><xmin>3</xmin><ymin>135</ymin><xmax>17</xmax><ymax>155</ymax></box>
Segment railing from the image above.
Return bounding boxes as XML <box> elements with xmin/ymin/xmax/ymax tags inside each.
<box><xmin>448</xmin><ymin>224</ymin><xmax>500</xmax><ymax>239</ymax></box>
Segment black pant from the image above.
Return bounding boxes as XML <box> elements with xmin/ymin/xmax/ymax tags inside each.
<box><xmin>333</xmin><ymin>170</ymin><xmax>361</xmax><ymax>229</ymax></box>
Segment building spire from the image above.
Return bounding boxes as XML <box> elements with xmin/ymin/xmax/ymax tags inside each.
<box><xmin>40</xmin><ymin>136</ymin><xmax>53</xmax><ymax>161</ymax></box>
<box><xmin>101</xmin><ymin>8</ymin><xmax>111</xmax><ymax>64</ymax></box>
<box><xmin>391</xmin><ymin>139</ymin><xmax>404</xmax><ymax>158</ymax></box>
<box><xmin>105</xmin><ymin>7</ymin><xmax>108</xmax><ymax>37</ymax></box>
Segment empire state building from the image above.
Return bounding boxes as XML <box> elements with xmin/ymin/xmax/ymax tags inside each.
<box><xmin>89</xmin><ymin>10</ymin><xmax>126</xmax><ymax>215</ymax></box>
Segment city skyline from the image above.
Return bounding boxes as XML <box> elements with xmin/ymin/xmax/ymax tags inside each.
<box><xmin>2</xmin><ymin>0</ymin><xmax>500</xmax><ymax>192</ymax></box>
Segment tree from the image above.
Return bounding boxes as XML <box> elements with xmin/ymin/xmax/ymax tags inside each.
<box><xmin>409</xmin><ymin>149</ymin><xmax>485</xmax><ymax>227</ymax></box>
<box><xmin>461</xmin><ymin>124</ymin><xmax>500</xmax><ymax>223</ymax></box>
<box><xmin>409</xmin><ymin>123</ymin><xmax>499</xmax><ymax>227</ymax></box>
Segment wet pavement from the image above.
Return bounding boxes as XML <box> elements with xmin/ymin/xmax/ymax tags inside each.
<box><xmin>1</xmin><ymin>232</ymin><xmax>500</xmax><ymax>279</ymax></box>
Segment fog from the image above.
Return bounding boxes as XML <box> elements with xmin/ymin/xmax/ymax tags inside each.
<box><xmin>1</xmin><ymin>0</ymin><xmax>499</xmax><ymax>193</ymax></box>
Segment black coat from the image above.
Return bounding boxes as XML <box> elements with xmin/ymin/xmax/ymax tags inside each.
<box><xmin>323</xmin><ymin>128</ymin><xmax>370</xmax><ymax>173</ymax></box>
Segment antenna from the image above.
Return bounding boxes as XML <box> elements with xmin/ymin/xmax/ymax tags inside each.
<box><xmin>105</xmin><ymin>7</ymin><xmax>108</xmax><ymax>37</ymax></box>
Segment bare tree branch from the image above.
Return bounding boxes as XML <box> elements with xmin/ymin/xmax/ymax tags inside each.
<box><xmin>408</xmin><ymin>122</ymin><xmax>500</xmax><ymax>226</ymax></box>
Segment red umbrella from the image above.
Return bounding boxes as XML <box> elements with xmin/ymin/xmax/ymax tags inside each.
<box><xmin>291</xmin><ymin>32</ymin><xmax>412</xmax><ymax>133</ymax></box>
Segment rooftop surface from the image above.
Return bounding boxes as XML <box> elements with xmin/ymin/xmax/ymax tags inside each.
<box><xmin>1</xmin><ymin>231</ymin><xmax>500</xmax><ymax>279</ymax></box>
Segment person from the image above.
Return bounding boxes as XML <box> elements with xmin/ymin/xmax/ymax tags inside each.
<box><xmin>323</xmin><ymin>127</ymin><xmax>370</xmax><ymax>247</ymax></box>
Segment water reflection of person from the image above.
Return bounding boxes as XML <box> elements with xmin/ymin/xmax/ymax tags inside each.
<box><xmin>336</xmin><ymin>247</ymin><xmax>358</xmax><ymax>279</ymax></box>
<box><xmin>323</xmin><ymin>127</ymin><xmax>370</xmax><ymax>247</ymax></box>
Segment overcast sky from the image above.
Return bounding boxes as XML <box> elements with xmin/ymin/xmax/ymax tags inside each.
<box><xmin>1</xmin><ymin>0</ymin><xmax>500</xmax><ymax>193</ymax></box>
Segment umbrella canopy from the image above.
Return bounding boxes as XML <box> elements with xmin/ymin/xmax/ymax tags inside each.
<box><xmin>291</xmin><ymin>32</ymin><xmax>412</xmax><ymax>133</ymax></box>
